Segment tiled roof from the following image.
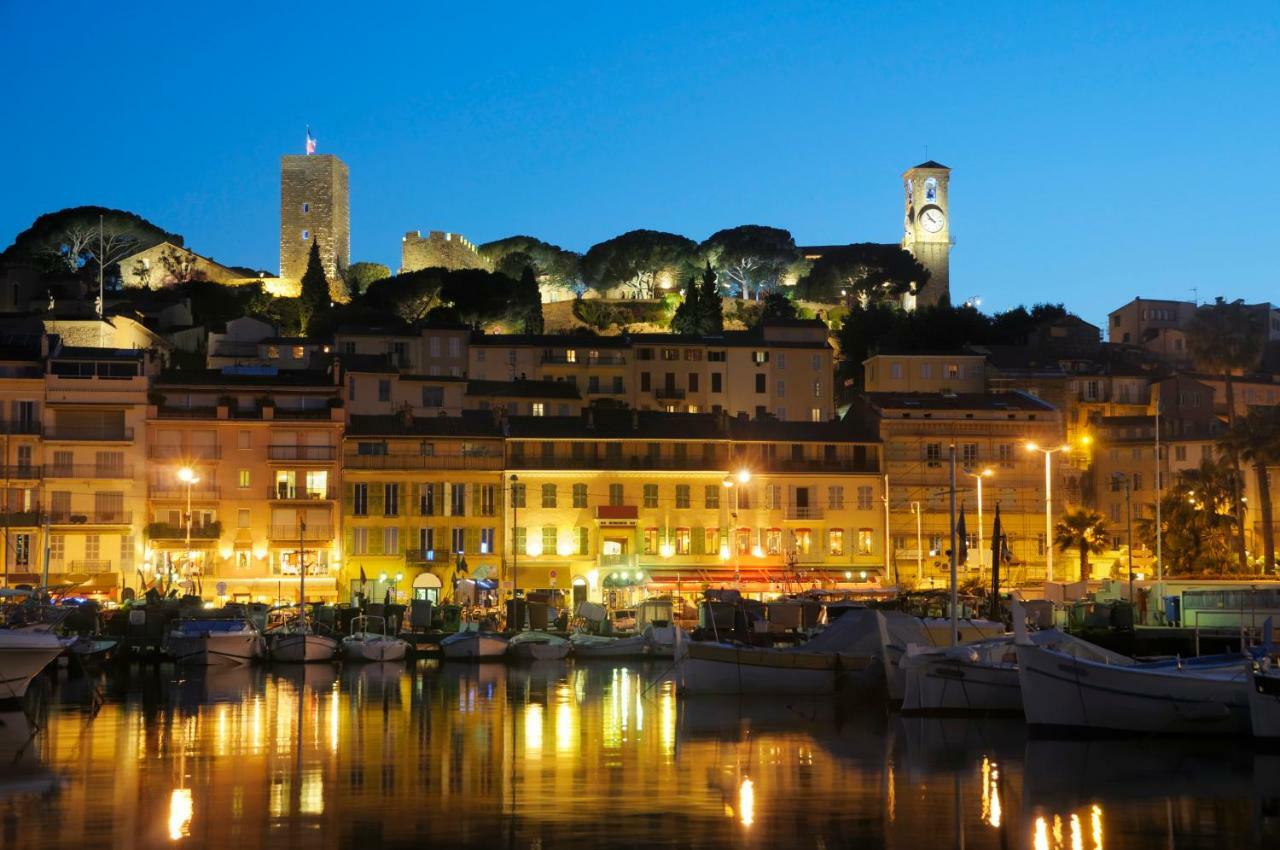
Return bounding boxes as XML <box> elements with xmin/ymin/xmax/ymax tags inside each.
<box><xmin>466</xmin><ymin>379</ymin><xmax>581</xmax><ymax>400</ymax></box>
<box><xmin>860</xmin><ymin>391</ymin><xmax>1056</xmax><ymax>413</ymax></box>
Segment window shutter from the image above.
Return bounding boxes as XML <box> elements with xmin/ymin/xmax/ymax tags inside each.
<box><xmin>472</xmin><ymin>485</ymin><xmax>481</xmax><ymax>517</ymax></box>
<box><xmin>370</xmin><ymin>484</ymin><xmax>384</xmax><ymax>515</ymax></box>
<box><xmin>437</xmin><ymin>525</ymin><xmax>448</xmax><ymax>554</ymax></box>
<box><xmin>691</xmin><ymin>529</ymin><xmax>704</xmax><ymax>555</ymax></box>
<box><xmin>411</xmin><ymin>483</ymin><xmax>421</xmax><ymax>515</ymax></box>
<box><xmin>466</xmin><ymin>527</ymin><xmax>479</xmax><ymax>554</ymax></box>
<box><xmin>369</xmin><ymin>528</ymin><xmax>383</xmax><ymax>555</ymax></box>
<box><xmin>433</xmin><ymin>483</ymin><xmax>444</xmax><ymax>516</ymax></box>
<box><xmin>343</xmin><ymin>484</ymin><xmax>354</xmax><ymax>513</ymax></box>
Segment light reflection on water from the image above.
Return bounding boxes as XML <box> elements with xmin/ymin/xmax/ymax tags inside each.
<box><xmin>0</xmin><ymin>662</ymin><xmax>1279</xmax><ymax>848</ymax></box>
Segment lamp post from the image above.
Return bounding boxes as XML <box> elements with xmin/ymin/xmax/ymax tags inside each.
<box><xmin>964</xmin><ymin>468</ymin><xmax>993</xmax><ymax>580</ymax></box>
<box><xmin>722</xmin><ymin>469</ymin><xmax>750</xmax><ymax>587</ymax></box>
<box><xmin>1114</xmin><ymin>473</ymin><xmax>1134</xmax><ymax>608</ymax></box>
<box><xmin>177</xmin><ymin>466</ymin><xmax>199</xmax><ymax>584</ymax></box>
<box><xmin>1025</xmin><ymin>442</ymin><xmax>1070</xmax><ymax>583</ymax></box>
<box><xmin>509</xmin><ymin>473</ymin><xmax>519</xmax><ymax>630</ymax></box>
<box><xmin>910</xmin><ymin>501</ymin><xmax>923</xmax><ymax>585</ymax></box>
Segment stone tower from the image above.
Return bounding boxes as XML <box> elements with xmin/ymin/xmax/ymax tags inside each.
<box><xmin>280</xmin><ymin>153</ymin><xmax>349</xmax><ymax>283</ymax></box>
<box><xmin>901</xmin><ymin>160</ymin><xmax>951</xmax><ymax>308</ymax></box>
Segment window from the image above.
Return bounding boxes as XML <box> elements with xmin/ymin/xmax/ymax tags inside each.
<box><xmin>711</xmin><ymin>373</ymin><xmax>723</xmax><ymax>393</ymax></box>
<box><xmin>577</xmin><ymin>527</ymin><xmax>589</xmax><ymax>556</ymax></box>
<box><xmin>422</xmin><ymin>387</ymin><xmax>443</xmax><ymax>407</ymax></box>
<box><xmin>689</xmin><ymin>373</ymin><xmax>699</xmax><ymax>392</ymax></box>
<box><xmin>376</xmin><ymin>380</ymin><xmax>391</xmax><ymax>403</ymax></box>
<box><xmin>301</xmin><ymin>229</ymin><xmax>310</xmax><ymax>241</ymax></box>
<box><xmin>588</xmin><ymin>376</ymin><xmax>600</xmax><ymax>393</ymax></box>
<box><xmin>418</xmin><ymin>527</ymin><xmax>435</xmax><ymax>557</ymax></box>
<box><xmin>609</xmin><ymin>484</ymin><xmax>624</xmax><ymax>506</ymax></box>
<box><xmin>925</xmin><ymin>177</ymin><xmax>937</xmax><ymax>201</ymax></box>
<box><xmin>829</xmin><ymin>486</ymin><xmax>845</xmax><ymax>510</ymax></box>
<box><xmin>541</xmin><ymin>526</ymin><xmax>557</xmax><ymax>555</ymax></box>
<box><xmin>452</xmin><ymin>528</ymin><xmax>467</xmax><ymax>554</ymax></box>
<box><xmin>643</xmin><ymin>484</ymin><xmax>658</xmax><ymax>508</ymax></box>
<box><xmin>765</xmin><ymin>528</ymin><xmax>782</xmax><ymax>555</ymax></box>
<box><xmin>857</xmin><ymin>529</ymin><xmax>874</xmax><ymax>555</ymax></box>
<box><xmin>542</xmin><ymin>484</ymin><xmax>557</xmax><ymax>508</ymax></box>
<box><xmin>856</xmin><ymin>486</ymin><xmax>873</xmax><ymax>510</ymax></box>
<box><xmin>829</xmin><ymin>529</ymin><xmax>844</xmax><ymax>556</ymax></box>
<box><xmin>1132</xmin><ymin>472</ymin><xmax>1143</xmax><ymax>491</ymax></box>
<box><xmin>353</xmin><ymin>483</ymin><xmax>368</xmax><ymax>516</ymax></box>
<box><xmin>83</xmin><ymin>534</ymin><xmax>101</xmax><ymax>561</ymax></box>
<box><xmin>479</xmin><ymin>484</ymin><xmax>496</xmax><ymax>516</ymax></box>
<box><xmin>1175</xmin><ymin>445</ymin><xmax>1187</xmax><ymax>461</ymax></box>
<box><xmin>48</xmin><ymin>534</ymin><xmax>63</xmax><ymax>562</ymax></box>
<box><xmin>777</xmin><ymin>353</ymin><xmax>787</xmax><ymax>369</ymax></box>
<box><xmin>793</xmin><ymin>529</ymin><xmax>812</xmax><ymax>555</ymax></box>
<box><xmin>643</xmin><ymin>528</ymin><xmax>658</xmax><ymax>555</ymax></box>
<box><xmin>238</xmin><ymin>469</ymin><xmax>250</xmax><ymax>489</ymax></box>
<box><xmin>961</xmin><ymin>443</ymin><xmax>978</xmax><ymax>465</ymax></box>
<box><xmin>531</xmin><ymin>402</ymin><xmax>545</xmax><ymax>417</ymax></box>
<box><xmin>14</xmin><ymin>533</ymin><xmax>30</xmax><ymax>566</ymax></box>
<box><xmin>420</xmin><ymin>484</ymin><xmax>436</xmax><ymax>516</ymax></box>
<box><xmin>766</xmin><ymin>484</ymin><xmax>782</xmax><ymax>510</ymax></box>
<box><xmin>675</xmin><ymin>485</ymin><xmax>690</xmax><ymax>509</ymax></box>
<box><xmin>384</xmin><ymin>484</ymin><xmax>399</xmax><ymax>517</ymax></box>
<box><xmin>755</xmin><ymin>374</ymin><xmax>766</xmax><ymax>393</ymax></box>
<box><xmin>480</xmin><ymin>528</ymin><xmax>495</xmax><ymax>554</ymax></box>
<box><xmin>661</xmin><ymin>348</ymin><xmax>679</xmax><ymax>361</ymax></box>
<box><xmin>450</xmin><ymin>483</ymin><xmax>466</xmax><ymax>516</ymax></box>
<box><xmin>302</xmin><ymin>202</ymin><xmax>310</xmax><ymax>213</ymax></box>
<box><xmin>238</xmin><ymin>509</ymin><xmax>250</xmax><ymax>528</ymax></box>
<box><xmin>926</xmin><ymin>443</ymin><xmax>942</xmax><ymax>467</ymax></box>
<box><xmin>776</xmin><ymin>379</ymin><xmax>786</xmax><ymax>397</ymax></box>
<box><xmin>997</xmin><ymin>444</ymin><xmax>1013</xmax><ymax>465</ymax></box>
<box><xmin>752</xmin><ymin>351</ymin><xmax>769</xmax><ymax>365</ymax></box>
<box><xmin>384</xmin><ymin>528</ymin><xmax>400</xmax><ymax>556</ymax></box>
<box><xmin>572</xmin><ymin>483</ymin><xmax>588</xmax><ymax>508</ymax></box>
<box><xmin>674</xmin><ymin>527</ymin><xmax>691</xmax><ymax>555</ymax></box>
<box><xmin>813</xmin><ymin>381</ymin><xmax>822</xmax><ymax>398</ymax></box>
<box><xmin>513</xmin><ymin>527</ymin><xmax>526</xmax><ymax>555</ymax></box>
<box><xmin>708</xmin><ymin>350</ymin><xmax>726</xmax><ymax>362</ymax></box>
<box><xmin>705</xmin><ymin>485</ymin><xmax>720</xmax><ymax>509</ymax></box>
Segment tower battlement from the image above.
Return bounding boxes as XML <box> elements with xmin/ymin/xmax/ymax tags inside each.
<box><xmin>401</xmin><ymin>230</ymin><xmax>490</xmax><ymax>273</ymax></box>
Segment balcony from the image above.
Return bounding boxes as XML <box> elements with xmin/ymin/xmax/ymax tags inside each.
<box><xmin>586</xmin><ymin>384</ymin><xmax>627</xmax><ymax>395</ymax></box>
<box><xmin>343</xmin><ymin>453</ymin><xmax>502</xmax><ymax>470</ymax></box>
<box><xmin>268</xmin><ymin>445</ymin><xmax>337</xmax><ymax>462</ymax></box>
<box><xmin>406</xmin><ymin>549</ymin><xmax>448</xmax><ymax>564</ymax></box>
<box><xmin>147</xmin><ymin>485</ymin><xmax>221</xmax><ymax>499</ymax></box>
<box><xmin>0</xmin><ymin>465</ymin><xmax>41</xmax><ymax>480</ymax></box>
<box><xmin>599</xmin><ymin>554</ymin><xmax>638</xmax><ymax>571</ymax></box>
<box><xmin>268</xmin><ymin>486</ymin><xmax>337</xmax><ymax>501</ymax></box>
<box><xmin>48</xmin><ymin>510</ymin><xmax>133</xmax><ymax>526</ymax></box>
<box><xmin>68</xmin><ymin>559</ymin><xmax>113</xmax><ymax>573</ymax></box>
<box><xmin>270</xmin><ymin>524</ymin><xmax>335</xmax><ymax>542</ymax></box>
<box><xmin>0</xmin><ymin>511</ymin><xmax>41</xmax><ymax>526</ymax></box>
<box><xmin>146</xmin><ymin>521</ymin><xmax>222</xmax><ymax>540</ymax></box>
<box><xmin>507</xmin><ymin>455</ymin><xmax>719</xmax><ymax>472</ymax></box>
<box><xmin>273</xmin><ymin>407</ymin><xmax>334</xmax><ymax>420</ymax></box>
<box><xmin>0</xmin><ymin>420</ymin><xmax>41</xmax><ymax>436</ymax></box>
<box><xmin>784</xmin><ymin>505</ymin><xmax>825</xmax><ymax>521</ymax></box>
<box><xmin>653</xmin><ymin>386</ymin><xmax>686</xmax><ymax>401</ymax></box>
<box><xmin>754</xmin><ymin>458</ymin><xmax>880</xmax><ymax>474</ymax></box>
<box><xmin>44</xmin><ymin>427</ymin><xmax>134</xmax><ymax>442</ymax></box>
<box><xmin>45</xmin><ymin>464</ymin><xmax>135</xmax><ymax>479</ymax></box>
<box><xmin>155</xmin><ymin>406</ymin><xmax>217</xmax><ymax>419</ymax></box>
<box><xmin>148</xmin><ymin>446</ymin><xmax>222</xmax><ymax>460</ymax></box>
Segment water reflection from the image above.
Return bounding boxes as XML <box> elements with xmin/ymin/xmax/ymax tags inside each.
<box><xmin>4</xmin><ymin>662</ymin><xmax>1280</xmax><ymax>848</ymax></box>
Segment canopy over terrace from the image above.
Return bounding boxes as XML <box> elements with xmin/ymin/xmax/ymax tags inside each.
<box><xmin>634</xmin><ymin>565</ymin><xmax>887</xmax><ymax>597</ymax></box>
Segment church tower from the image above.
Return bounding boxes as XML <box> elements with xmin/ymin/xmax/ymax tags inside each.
<box><xmin>280</xmin><ymin>151</ymin><xmax>349</xmax><ymax>284</ymax></box>
<box><xmin>901</xmin><ymin>161</ymin><xmax>951</xmax><ymax>308</ymax></box>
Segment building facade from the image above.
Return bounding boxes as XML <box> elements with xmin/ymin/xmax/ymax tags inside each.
<box><xmin>280</xmin><ymin>153</ymin><xmax>350</xmax><ymax>284</ymax></box>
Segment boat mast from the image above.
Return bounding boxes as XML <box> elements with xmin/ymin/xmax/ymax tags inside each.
<box><xmin>948</xmin><ymin>444</ymin><xmax>958</xmax><ymax>647</ymax></box>
<box><xmin>297</xmin><ymin>510</ymin><xmax>306</xmax><ymax>630</ymax></box>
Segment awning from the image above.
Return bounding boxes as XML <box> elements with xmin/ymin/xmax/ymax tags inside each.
<box><xmin>412</xmin><ymin>572</ymin><xmax>442</xmax><ymax>589</ymax></box>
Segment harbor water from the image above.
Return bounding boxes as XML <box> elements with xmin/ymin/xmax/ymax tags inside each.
<box><xmin>1</xmin><ymin>660</ymin><xmax>1278</xmax><ymax>849</ymax></box>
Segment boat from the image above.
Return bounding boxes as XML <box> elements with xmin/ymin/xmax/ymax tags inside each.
<box><xmin>508</xmin><ymin>630</ymin><xmax>571</xmax><ymax>661</ymax></box>
<box><xmin>1247</xmin><ymin>663</ymin><xmax>1280</xmax><ymax>738</ymax></box>
<box><xmin>342</xmin><ymin>615</ymin><xmax>409</xmax><ymax>662</ymax></box>
<box><xmin>0</xmin><ymin>629</ymin><xmax>64</xmax><ymax>700</ymax></box>
<box><xmin>440</xmin><ymin>627</ymin><xmax>509</xmax><ymax>660</ymax></box>
<box><xmin>269</xmin><ymin>623</ymin><xmax>339</xmax><ymax>663</ymax></box>
<box><xmin>569</xmin><ymin>632</ymin><xmax>649</xmax><ymax>659</ymax></box>
<box><xmin>164</xmin><ymin>616</ymin><xmax>265</xmax><ymax>666</ymax></box>
<box><xmin>1015</xmin><ymin>640</ymin><xmax>1252</xmax><ymax>735</ymax></box>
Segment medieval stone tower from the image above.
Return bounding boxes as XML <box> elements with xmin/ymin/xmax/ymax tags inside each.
<box><xmin>280</xmin><ymin>153</ymin><xmax>350</xmax><ymax>283</ymax></box>
<box><xmin>901</xmin><ymin>160</ymin><xmax>951</xmax><ymax>308</ymax></box>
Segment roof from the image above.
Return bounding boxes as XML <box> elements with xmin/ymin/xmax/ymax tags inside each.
<box><xmin>911</xmin><ymin>160</ymin><xmax>949</xmax><ymax>170</ymax></box>
<box><xmin>729</xmin><ymin>417</ymin><xmax>880</xmax><ymax>443</ymax></box>
<box><xmin>334</xmin><ymin>353</ymin><xmax>395</xmax><ymax>374</ymax></box>
<box><xmin>398</xmin><ymin>373</ymin><xmax>467</xmax><ymax>383</ymax></box>
<box><xmin>506</xmin><ymin>410</ymin><xmax>727</xmax><ymax>440</ymax></box>
<box><xmin>859</xmin><ymin>391</ymin><xmax>1057</xmax><ymax>413</ymax></box>
<box><xmin>156</xmin><ymin>368</ymin><xmax>338</xmax><ymax>388</ymax></box>
<box><xmin>466</xmin><ymin>379</ymin><xmax>581</xmax><ymax>400</ymax></box>
<box><xmin>865</xmin><ymin>349</ymin><xmax>986</xmax><ymax>360</ymax></box>
<box><xmin>346</xmin><ymin>410</ymin><xmax>502</xmax><ymax>438</ymax></box>
<box><xmin>52</xmin><ymin>346</ymin><xmax>146</xmax><ymax>361</ymax></box>
<box><xmin>469</xmin><ymin>332</ymin><xmax>629</xmax><ymax>348</ymax></box>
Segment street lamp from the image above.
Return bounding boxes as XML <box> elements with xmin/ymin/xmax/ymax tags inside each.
<box><xmin>723</xmin><ymin>470</ymin><xmax>750</xmax><ymax>587</ymax></box>
<box><xmin>963</xmin><ymin>468</ymin><xmax>993</xmax><ymax>578</ymax></box>
<box><xmin>177</xmin><ymin>466</ymin><xmax>199</xmax><ymax>582</ymax></box>
<box><xmin>909</xmin><ymin>501</ymin><xmax>924</xmax><ymax>585</ymax></box>
<box><xmin>1025</xmin><ymin>442</ymin><xmax>1070</xmax><ymax>583</ymax></box>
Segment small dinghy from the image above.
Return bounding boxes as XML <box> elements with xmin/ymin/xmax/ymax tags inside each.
<box><xmin>508</xmin><ymin>630</ymin><xmax>570</xmax><ymax>661</ymax></box>
<box><xmin>570</xmin><ymin>632</ymin><xmax>649</xmax><ymax>659</ymax></box>
<box><xmin>441</xmin><ymin>627</ymin><xmax>509</xmax><ymax>660</ymax></box>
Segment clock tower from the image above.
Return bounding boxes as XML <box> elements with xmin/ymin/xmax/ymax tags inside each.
<box><xmin>901</xmin><ymin>160</ymin><xmax>951</xmax><ymax>308</ymax></box>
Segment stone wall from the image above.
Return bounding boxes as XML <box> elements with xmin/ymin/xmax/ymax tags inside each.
<box><xmin>400</xmin><ymin>231</ymin><xmax>491</xmax><ymax>273</ymax></box>
<box><xmin>119</xmin><ymin>242</ymin><xmax>249</xmax><ymax>289</ymax></box>
<box><xmin>280</xmin><ymin>154</ymin><xmax>350</xmax><ymax>282</ymax></box>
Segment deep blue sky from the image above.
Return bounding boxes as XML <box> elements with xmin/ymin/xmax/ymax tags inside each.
<box><xmin>2</xmin><ymin>1</ymin><xmax>1277</xmax><ymax>328</ymax></box>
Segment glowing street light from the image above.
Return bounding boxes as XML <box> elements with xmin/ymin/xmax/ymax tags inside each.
<box><xmin>1025</xmin><ymin>443</ymin><xmax>1071</xmax><ymax>583</ymax></box>
<box><xmin>177</xmin><ymin>466</ymin><xmax>200</xmax><ymax>580</ymax></box>
<box><xmin>963</xmin><ymin>468</ymin><xmax>993</xmax><ymax>576</ymax></box>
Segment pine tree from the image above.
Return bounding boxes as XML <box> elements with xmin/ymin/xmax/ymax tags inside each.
<box><xmin>671</xmin><ymin>273</ymin><xmax>702</xmax><ymax>335</ymax></box>
<box><xmin>698</xmin><ymin>261</ymin><xmax>723</xmax><ymax>334</ymax></box>
<box><xmin>299</xmin><ymin>239</ymin><xmax>329</xmax><ymax>334</ymax></box>
<box><xmin>519</xmin><ymin>265</ymin><xmax>544</xmax><ymax>333</ymax></box>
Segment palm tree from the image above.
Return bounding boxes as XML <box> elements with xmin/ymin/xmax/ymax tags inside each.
<box><xmin>1220</xmin><ymin>405</ymin><xmax>1280</xmax><ymax>573</ymax></box>
<box><xmin>1053</xmin><ymin>508</ymin><xmax>1109</xmax><ymax>582</ymax></box>
<box><xmin>1138</xmin><ymin>456</ymin><xmax>1240</xmax><ymax>575</ymax></box>
<box><xmin>1186</xmin><ymin>298</ymin><xmax>1266</xmax><ymax>571</ymax></box>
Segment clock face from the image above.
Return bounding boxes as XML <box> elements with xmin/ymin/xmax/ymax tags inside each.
<box><xmin>919</xmin><ymin>206</ymin><xmax>945</xmax><ymax>233</ymax></box>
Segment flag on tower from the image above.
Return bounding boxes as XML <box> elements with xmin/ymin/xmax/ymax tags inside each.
<box><xmin>305</xmin><ymin>126</ymin><xmax>317</xmax><ymax>155</ymax></box>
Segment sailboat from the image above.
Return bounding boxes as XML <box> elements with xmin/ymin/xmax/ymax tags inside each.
<box><xmin>269</xmin><ymin>518</ymin><xmax>337</xmax><ymax>663</ymax></box>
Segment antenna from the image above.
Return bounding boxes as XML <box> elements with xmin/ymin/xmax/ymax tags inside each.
<box><xmin>1190</xmin><ymin>287</ymin><xmax>1198</xmax><ymax>305</ymax></box>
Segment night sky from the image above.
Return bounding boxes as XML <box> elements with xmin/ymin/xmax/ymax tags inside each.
<box><xmin>2</xmin><ymin>1</ymin><xmax>1277</xmax><ymax>327</ymax></box>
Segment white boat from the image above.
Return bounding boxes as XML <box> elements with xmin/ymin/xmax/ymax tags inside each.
<box><xmin>642</xmin><ymin>623</ymin><xmax>688</xmax><ymax>658</ymax></box>
<box><xmin>164</xmin><ymin>617</ymin><xmax>264</xmax><ymax>666</ymax></box>
<box><xmin>1016</xmin><ymin>642</ymin><xmax>1251</xmax><ymax>735</ymax></box>
<box><xmin>0</xmin><ymin>629</ymin><xmax>63</xmax><ymax>700</ymax></box>
<box><xmin>342</xmin><ymin>615</ymin><xmax>409</xmax><ymax>662</ymax></box>
<box><xmin>508</xmin><ymin>630</ymin><xmax>571</xmax><ymax>661</ymax></box>
<box><xmin>570</xmin><ymin>632</ymin><xmax>649</xmax><ymax>658</ymax></box>
<box><xmin>440</xmin><ymin>629</ymin><xmax>509</xmax><ymax>660</ymax></box>
<box><xmin>1247</xmin><ymin>664</ymin><xmax>1280</xmax><ymax>738</ymax></box>
<box><xmin>270</xmin><ymin>625</ymin><xmax>339</xmax><ymax>663</ymax></box>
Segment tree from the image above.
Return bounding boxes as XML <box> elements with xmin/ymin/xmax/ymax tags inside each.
<box><xmin>759</xmin><ymin>291</ymin><xmax>798</xmax><ymax>324</ymax></box>
<box><xmin>1187</xmin><ymin>298</ymin><xmax>1266</xmax><ymax>571</ymax></box>
<box><xmin>1219</xmin><ymin>405</ymin><xmax>1280</xmax><ymax>573</ymax></box>
<box><xmin>517</xmin><ymin>266</ymin><xmax>544</xmax><ymax>334</ymax></box>
<box><xmin>157</xmin><ymin>245</ymin><xmax>204</xmax><ymax>285</ymax></box>
<box><xmin>699</xmin><ymin>225</ymin><xmax>799</xmax><ymax>300</ymax></box>
<box><xmin>1</xmin><ymin>206</ymin><xmax>180</xmax><ymax>274</ymax></box>
<box><xmin>299</xmin><ymin>240</ymin><xmax>330</xmax><ymax>333</ymax></box>
<box><xmin>344</xmin><ymin>262</ymin><xmax>391</xmax><ymax>295</ymax></box>
<box><xmin>478</xmin><ymin>235</ymin><xmax>582</xmax><ymax>292</ymax></box>
<box><xmin>1138</xmin><ymin>457</ymin><xmax>1241</xmax><ymax>575</ymax></box>
<box><xmin>698</xmin><ymin>262</ymin><xmax>724</xmax><ymax>334</ymax></box>
<box><xmin>798</xmin><ymin>243</ymin><xmax>930</xmax><ymax>305</ymax></box>
<box><xmin>671</xmin><ymin>274</ymin><xmax>702</xmax><ymax>335</ymax></box>
<box><xmin>495</xmin><ymin>251</ymin><xmax>537</xmax><ymax>282</ymax></box>
<box><xmin>1053</xmin><ymin>508</ymin><xmax>1109</xmax><ymax>582</ymax></box>
<box><xmin>580</xmin><ymin>230</ymin><xmax>696</xmax><ymax>298</ymax></box>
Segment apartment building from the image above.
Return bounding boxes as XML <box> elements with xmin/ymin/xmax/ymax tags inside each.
<box><xmin>341</xmin><ymin>411</ymin><xmax>505</xmax><ymax>606</ymax></box>
<box><xmin>334</xmin><ymin>323</ymin><xmax>470</xmax><ymax>376</ymax></box>
<box><xmin>852</xmin><ymin>392</ymin><xmax>1068</xmax><ymax>582</ymax></box>
<box><xmin>863</xmin><ymin>352</ymin><xmax>986</xmax><ymax>394</ymax></box>
<box><xmin>146</xmin><ymin>368</ymin><xmax>344</xmax><ymax>602</ymax></box>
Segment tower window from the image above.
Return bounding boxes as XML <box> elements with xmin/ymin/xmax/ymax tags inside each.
<box><xmin>302</xmin><ymin>202</ymin><xmax>310</xmax><ymax>213</ymax></box>
<box><xmin>301</xmin><ymin>229</ymin><xmax>310</xmax><ymax>241</ymax></box>
<box><xmin>925</xmin><ymin>177</ymin><xmax>938</xmax><ymax>202</ymax></box>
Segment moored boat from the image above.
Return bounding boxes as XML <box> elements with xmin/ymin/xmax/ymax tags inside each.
<box><xmin>0</xmin><ymin>629</ymin><xmax>64</xmax><ymax>700</ymax></box>
<box><xmin>165</xmin><ymin>617</ymin><xmax>265</xmax><ymax>666</ymax></box>
<box><xmin>441</xmin><ymin>628</ymin><xmax>509</xmax><ymax>660</ymax></box>
<box><xmin>569</xmin><ymin>632</ymin><xmax>648</xmax><ymax>659</ymax></box>
<box><xmin>508</xmin><ymin>630</ymin><xmax>570</xmax><ymax>661</ymax></box>
<box><xmin>1247</xmin><ymin>664</ymin><xmax>1280</xmax><ymax>738</ymax></box>
<box><xmin>342</xmin><ymin>615</ymin><xmax>409</xmax><ymax>662</ymax></box>
<box><xmin>270</xmin><ymin>629</ymin><xmax>339</xmax><ymax>663</ymax></box>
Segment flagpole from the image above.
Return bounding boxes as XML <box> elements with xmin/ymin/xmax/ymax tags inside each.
<box><xmin>948</xmin><ymin>444</ymin><xmax>958</xmax><ymax>647</ymax></box>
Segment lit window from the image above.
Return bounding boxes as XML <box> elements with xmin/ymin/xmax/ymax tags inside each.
<box><xmin>829</xmin><ymin>529</ymin><xmax>844</xmax><ymax>556</ymax></box>
<box><xmin>675</xmin><ymin>527</ymin><xmax>691</xmax><ymax>555</ymax></box>
<box><xmin>238</xmin><ymin>469</ymin><xmax>250</xmax><ymax>489</ymax></box>
<box><xmin>292</xmin><ymin>346</ymin><xmax>305</xmax><ymax>360</ymax></box>
<box><xmin>857</xmin><ymin>529</ymin><xmax>874</xmax><ymax>554</ymax></box>
<box><xmin>811</xmin><ymin>408</ymin><xmax>822</xmax><ymax>422</ymax></box>
<box><xmin>302</xmin><ymin>202</ymin><xmax>309</xmax><ymax>213</ymax></box>
<box><xmin>793</xmin><ymin>529</ymin><xmax>812</xmax><ymax>555</ymax></box>
<box><xmin>643</xmin><ymin>527</ymin><xmax>658</xmax><ymax>555</ymax></box>
<box><xmin>301</xmin><ymin>229</ymin><xmax>309</xmax><ymax>241</ymax></box>
<box><xmin>531</xmin><ymin>403</ymin><xmax>545</xmax><ymax>417</ymax></box>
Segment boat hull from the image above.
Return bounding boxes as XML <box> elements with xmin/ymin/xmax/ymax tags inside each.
<box><xmin>570</xmin><ymin>635</ymin><xmax>649</xmax><ymax>658</ymax></box>
<box><xmin>441</xmin><ymin>633</ymin><xmax>509</xmax><ymax>660</ymax></box>
<box><xmin>509</xmin><ymin>641</ymin><xmax>570</xmax><ymax>661</ymax></box>
<box><xmin>1016</xmin><ymin>644</ymin><xmax>1250</xmax><ymax>735</ymax></box>
<box><xmin>1248</xmin><ymin>667</ymin><xmax>1280</xmax><ymax>738</ymax></box>
<box><xmin>166</xmin><ymin>632</ymin><xmax>264</xmax><ymax>666</ymax></box>
<box><xmin>901</xmin><ymin>657</ymin><xmax>1022</xmax><ymax>714</ymax></box>
<box><xmin>271</xmin><ymin>634</ymin><xmax>339</xmax><ymax>663</ymax></box>
<box><xmin>0</xmin><ymin>635</ymin><xmax>63</xmax><ymax>700</ymax></box>
<box><xmin>342</xmin><ymin>637</ymin><xmax>408</xmax><ymax>662</ymax></box>
<box><xmin>677</xmin><ymin>642</ymin><xmax>853</xmax><ymax>695</ymax></box>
